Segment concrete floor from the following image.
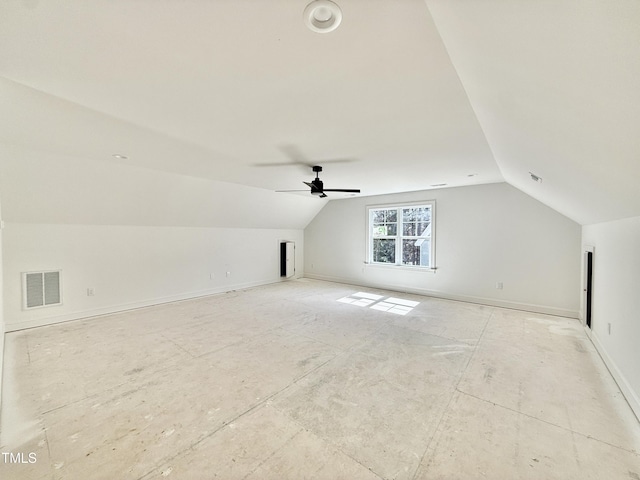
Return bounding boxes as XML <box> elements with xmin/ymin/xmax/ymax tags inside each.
<box><xmin>1</xmin><ymin>279</ymin><xmax>639</xmax><ymax>479</ymax></box>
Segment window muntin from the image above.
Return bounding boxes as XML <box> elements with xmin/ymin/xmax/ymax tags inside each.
<box><xmin>368</xmin><ymin>203</ymin><xmax>434</xmax><ymax>268</ymax></box>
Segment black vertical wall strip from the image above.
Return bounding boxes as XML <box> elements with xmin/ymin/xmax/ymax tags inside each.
<box><xmin>586</xmin><ymin>251</ymin><xmax>593</xmax><ymax>328</ymax></box>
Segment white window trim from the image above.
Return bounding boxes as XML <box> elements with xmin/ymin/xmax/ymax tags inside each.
<box><xmin>365</xmin><ymin>200</ymin><xmax>436</xmax><ymax>271</ymax></box>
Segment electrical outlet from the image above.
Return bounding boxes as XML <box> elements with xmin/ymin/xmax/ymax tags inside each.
<box><xmin>496</xmin><ymin>282</ymin><xmax>503</xmax><ymax>290</ymax></box>
<box><xmin>87</xmin><ymin>288</ymin><xmax>95</xmax><ymax>296</ymax></box>
<box><xmin>608</xmin><ymin>323</ymin><xmax>611</xmax><ymax>335</ymax></box>
<box><xmin>210</xmin><ymin>273</ymin><xmax>215</xmax><ymax>280</ymax></box>
<box><xmin>226</xmin><ymin>271</ymin><xmax>231</xmax><ymax>277</ymax></box>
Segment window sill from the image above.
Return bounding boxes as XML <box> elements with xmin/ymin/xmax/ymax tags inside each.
<box><xmin>363</xmin><ymin>263</ymin><xmax>437</xmax><ymax>273</ymax></box>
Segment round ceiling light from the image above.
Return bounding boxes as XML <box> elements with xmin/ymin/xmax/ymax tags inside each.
<box><xmin>304</xmin><ymin>0</ymin><xmax>342</xmax><ymax>33</ymax></box>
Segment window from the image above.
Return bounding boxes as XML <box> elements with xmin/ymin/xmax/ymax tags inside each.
<box><xmin>367</xmin><ymin>202</ymin><xmax>434</xmax><ymax>268</ymax></box>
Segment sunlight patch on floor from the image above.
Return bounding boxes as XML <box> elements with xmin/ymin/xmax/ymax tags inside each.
<box><xmin>337</xmin><ymin>292</ymin><xmax>419</xmax><ymax>315</ymax></box>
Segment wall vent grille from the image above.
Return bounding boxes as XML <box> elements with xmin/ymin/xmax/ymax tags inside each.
<box><xmin>22</xmin><ymin>271</ymin><xmax>62</xmax><ymax>309</ymax></box>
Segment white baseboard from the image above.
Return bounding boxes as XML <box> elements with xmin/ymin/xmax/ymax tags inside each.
<box><xmin>304</xmin><ymin>273</ymin><xmax>579</xmax><ymax>318</ymax></box>
<box><xmin>589</xmin><ymin>331</ymin><xmax>640</xmax><ymax>422</ymax></box>
<box><xmin>4</xmin><ymin>277</ymin><xmax>295</xmax><ymax>332</ymax></box>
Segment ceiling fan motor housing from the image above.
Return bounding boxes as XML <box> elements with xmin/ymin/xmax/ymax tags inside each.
<box><xmin>311</xmin><ymin>178</ymin><xmax>324</xmax><ymax>194</ymax></box>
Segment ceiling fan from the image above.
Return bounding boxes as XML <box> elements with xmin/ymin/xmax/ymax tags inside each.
<box><xmin>278</xmin><ymin>165</ymin><xmax>361</xmax><ymax>198</ymax></box>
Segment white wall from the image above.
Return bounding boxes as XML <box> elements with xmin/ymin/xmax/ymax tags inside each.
<box><xmin>0</xmin><ymin>197</ymin><xmax>4</xmax><ymax>410</ymax></box>
<box><xmin>3</xmin><ymin>224</ymin><xmax>303</xmax><ymax>332</ymax></box>
<box><xmin>305</xmin><ymin>182</ymin><xmax>581</xmax><ymax>317</ymax></box>
<box><xmin>582</xmin><ymin>216</ymin><xmax>640</xmax><ymax>419</ymax></box>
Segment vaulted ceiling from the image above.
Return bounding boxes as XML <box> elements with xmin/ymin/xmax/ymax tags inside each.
<box><xmin>1</xmin><ymin>0</ymin><xmax>638</xmax><ymax>226</ymax></box>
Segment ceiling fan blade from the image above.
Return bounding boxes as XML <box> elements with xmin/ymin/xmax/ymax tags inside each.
<box><xmin>276</xmin><ymin>189</ymin><xmax>310</xmax><ymax>192</ymax></box>
<box><xmin>279</xmin><ymin>145</ymin><xmax>356</xmax><ymax>166</ymax></box>
<box><xmin>280</xmin><ymin>144</ymin><xmax>310</xmax><ymax>164</ymax></box>
<box><xmin>319</xmin><ymin>193</ymin><xmax>328</xmax><ymax>198</ymax></box>
<box><xmin>255</xmin><ymin>146</ymin><xmax>357</xmax><ymax>171</ymax></box>
<box><xmin>253</xmin><ymin>161</ymin><xmax>308</xmax><ymax>167</ymax></box>
<box><xmin>322</xmin><ymin>188</ymin><xmax>361</xmax><ymax>193</ymax></box>
<box><xmin>251</xmin><ymin>146</ymin><xmax>312</xmax><ymax>170</ymax></box>
<box><xmin>303</xmin><ymin>181</ymin><xmax>314</xmax><ymax>188</ymax></box>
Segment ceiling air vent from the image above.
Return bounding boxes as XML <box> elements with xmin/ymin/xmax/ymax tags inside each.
<box><xmin>22</xmin><ymin>271</ymin><xmax>62</xmax><ymax>309</ymax></box>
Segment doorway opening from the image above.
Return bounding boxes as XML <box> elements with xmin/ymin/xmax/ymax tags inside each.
<box><xmin>584</xmin><ymin>249</ymin><xmax>594</xmax><ymax>329</ymax></box>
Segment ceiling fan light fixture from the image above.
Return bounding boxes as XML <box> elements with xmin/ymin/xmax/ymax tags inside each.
<box><xmin>304</xmin><ymin>0</ymin><xmax>342</xmax><ymax>33</ymax></box>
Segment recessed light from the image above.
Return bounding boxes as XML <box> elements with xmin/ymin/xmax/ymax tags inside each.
<box><xmin>304</xmin><ymin>0</ymin><xmax>342</xmax><ymax>33</ymax></box>
<box><xmin>112</xmin><ymin>154</ymin><xmax>128</xmax><ymax>160</ymax></box>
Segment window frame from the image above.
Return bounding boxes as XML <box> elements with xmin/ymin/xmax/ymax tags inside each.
<box><xmin>366</xmin><ymin>201</ymin><xmax>436</xmax><ymax>270</ymax></box>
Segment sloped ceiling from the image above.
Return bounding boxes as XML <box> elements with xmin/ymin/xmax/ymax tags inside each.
<box><xmin>0</xmin><ymin>0</ymin><xmax>638</xmax><ymax>226</ymax></box>
<box><xmin>426</xmin><ymin>0</ymin><xmax>640</xmax><ymax>225</ymax></box>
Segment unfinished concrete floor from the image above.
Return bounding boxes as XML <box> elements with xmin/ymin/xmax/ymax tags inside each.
<box><xmin>1</xmin><ymin>279</ymin><xmax>639</xmax><ymax>479</ymax></box>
